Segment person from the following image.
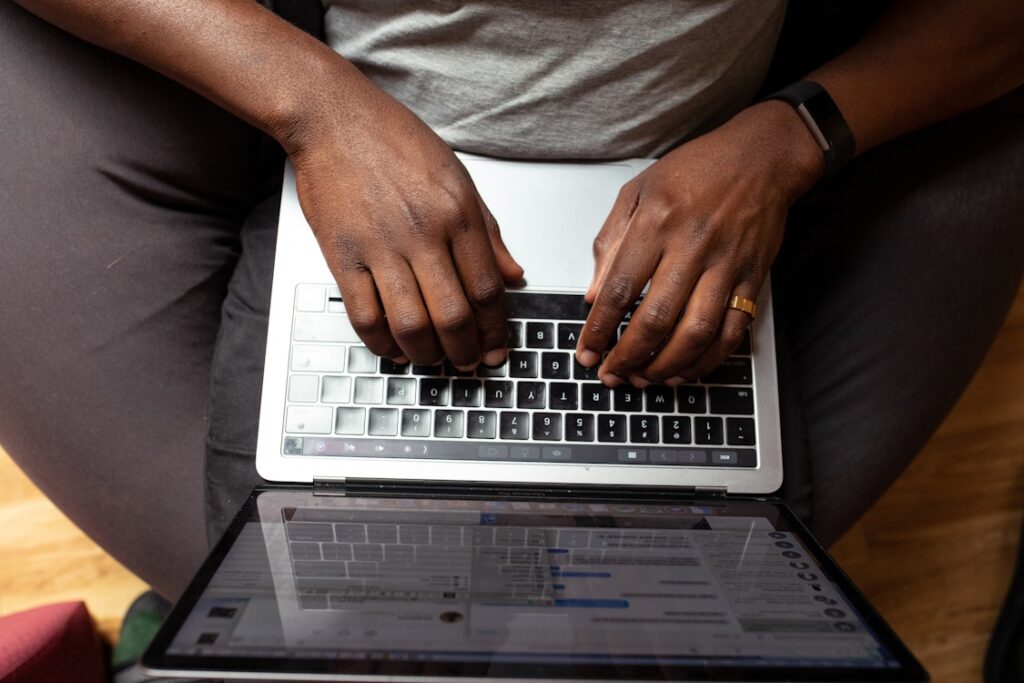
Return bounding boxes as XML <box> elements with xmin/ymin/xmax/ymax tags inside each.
<box><xmin>1</xmin><ymin>0</ymin><xmax>1021</xmax><ymax>601</ymax></box>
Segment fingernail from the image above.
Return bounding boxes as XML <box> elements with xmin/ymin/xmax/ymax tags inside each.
<box><xmin>392</xmin><ymin>355</ymin><xmax>409</xmax><ymax>364</ymax></box>
<box><xmin>577</xmin><ymin>349</ymin><xmax>600</xmax><ymax>367</ymax></box>
<box><xmin>483</xmin><ymin>348</ymin><xmax>507</xmax><ymax>366</ymax></box>
<box><xmin>664</xmin><ymin>377</ymin><xmax>685</xmax><ymax>387</ymax></box>
<box><xmin>601</xmin><ymin>372</ymin><xmax>623</xmax><ymax>388</ymax></box>
<box><xmin>456</xmin><ymin>361</ymin><xmax>480</xmax><ymax>372</ymax></box>
<box><xmin>629</xmin><ymin>375</ymin><xmax>650</xmax><ymax>389</ymax></box>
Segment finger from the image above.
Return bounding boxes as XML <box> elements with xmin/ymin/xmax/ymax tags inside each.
<box><xmin>598</xmin><ymin>260</ymin><xmax>697</xmax><ymax>385</ymax></box>
<box><xmin>370</xmin><ymin>257</ymin><xmax>443</xmax><ymax>366</ymax></box>
<box><xmin>451</xmin><ymin>217</ymin><xmax>512</xmax><ymax>367</ymax></box>
<box><xmin>334</xmin><ymin>266</ymin><xmax>404</xmax><ymax>360</ymax></box>
<box><xmin>410</xmin><ymin>249</ymin><xmax>481</xmax><ymax>371</ymax></box>
<box><xmin>479</xmin><ymin>201</ymin><xmax>524</xmax><ymax>284</ymax></box>
<box><xmin>638</xmin><ymin>267</ymin><xmax>733</xmax><ymax>385</ymax></box>
<box><xmin>576</xmin><ymin>228</ymin><xmax>661</xmax><ymax>380</ymax></box>
<box><xmin>585</xmin><ymin>184</ymin><xmax>639</xmax><ymax>304</ymax></box>
<box><xmin>669</xmin><ymin>280</ymin><xmax>761</xmax><ymax>383</ymax></box>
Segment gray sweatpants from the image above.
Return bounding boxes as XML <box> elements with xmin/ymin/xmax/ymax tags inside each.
<box><xmin>1</xmin><ymin>3</ymin><xmax>1022</xmax><ymax>599</ymax></box>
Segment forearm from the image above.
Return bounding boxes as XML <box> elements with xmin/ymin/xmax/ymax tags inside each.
<box><xmin>809</xmin><ymin>0</ymin><xmax>1024</xmax><ymax>155</ymax></box>
<box><xmin>14</xmin><ymin>0</ymin><xmax>359</xmax><ymax>153</ymax></box>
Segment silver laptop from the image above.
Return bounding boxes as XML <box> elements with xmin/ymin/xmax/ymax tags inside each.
<box><xmin>138</xmin><ymin>157</ymin><xmax>927</xmax><ymax>682</ymax></box>
<box><xmin>255</xmin><ymin>154</ymin><xmax>782</xmax><ymax>494</ymax></box>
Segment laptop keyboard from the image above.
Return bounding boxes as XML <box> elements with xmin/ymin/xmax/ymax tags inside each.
<box><xmin>282</xmin><ymin>284</ymin><xmax>757</xmax><ymax>467</ymax></box>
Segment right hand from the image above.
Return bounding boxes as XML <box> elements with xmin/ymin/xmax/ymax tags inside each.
<box><xmin>289</xmin><ymin>79</ymin><xmax>523</xmax><ymax>371</ymax></box>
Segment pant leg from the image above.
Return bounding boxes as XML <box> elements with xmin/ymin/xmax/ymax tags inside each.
<box><xmin>773</xmin><ymin>87</ymin><xmax>1024</xmax><ymax>545</ymax></box>
<box><xmin>0</xmin><ymin>3</ymin><xmax>269</xmax><ymax>598</ymax></box>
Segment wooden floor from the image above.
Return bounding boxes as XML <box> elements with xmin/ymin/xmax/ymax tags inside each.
<box><xmin>1</xmin><ymin>286</ymin><xmax>1021</xmax><ymax>681</ymax></box>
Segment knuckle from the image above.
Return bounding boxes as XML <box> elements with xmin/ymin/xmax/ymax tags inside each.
<box><xmin>390</xmin><ymin>311</ymin><xmax>431</xmax><ymax>340</ymax></box>
<box><xmin>682</xmin><ymin>316</ymin><xmax>718</xmax><ymax>348</ymax></box>
<box><xmin>468</xmin><ymin>277</ymin><xmax>505</xmax><ymax>309</ymax></box>
<box><xmin>347</xmin><ymin>308</ymin><xmax>383</xmax><ymax>334</ymax></box>
<box><xmin>636</xmin><ymin>298</ymin><xmax>676</xmax><ymax>336</ymax></box>
<box><xmin>602</xmin><ymin>274</ymin><xmax>637</xmax><ymax>309</ymax></box>
<box><xmin>436</xmin><ymin>304</ymin><xmax>474</xmax><ymax>336</ymax></box>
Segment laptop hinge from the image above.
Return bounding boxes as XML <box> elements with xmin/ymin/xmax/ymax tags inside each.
<box><xmin>693</xmin><ymin>485</ymin><xmax>728</xmax><ymax>498</ymax></box>
<box><xmin>312</xmin><ymin>477</ymin><xmax>348</xmax><ymax>496</ymax></box>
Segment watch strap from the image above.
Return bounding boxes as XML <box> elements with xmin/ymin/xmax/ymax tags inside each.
<box><xmin>764</xmin><ymin>81</ymin><xmax>855</xmax><ymax>180</ymax></box>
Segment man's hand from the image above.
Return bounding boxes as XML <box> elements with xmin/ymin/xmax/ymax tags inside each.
<box><xmin>291</xmin><ymin>79</ymin><xmax>523</xmax><ymax>371</ymax></box>
<box><xmin>575</xmin><ymin>101</ymin><xmax>823</xmax><ymax>387</ymax></box>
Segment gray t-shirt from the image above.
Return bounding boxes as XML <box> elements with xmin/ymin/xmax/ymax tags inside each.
<box><xmin>323</xmin><ymin>1</ymin><xmax>786</xmax><ymax>159</ymax></box>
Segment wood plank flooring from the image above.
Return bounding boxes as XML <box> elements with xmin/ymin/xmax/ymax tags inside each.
<box><xmin>0</xmin><ymin>284</ymin><xmax>1021</xmax><ymax>680</ymax></box>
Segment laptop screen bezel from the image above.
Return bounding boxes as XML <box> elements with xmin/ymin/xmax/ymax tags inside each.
<box><xmin>141</xmin><ymin>485</ymin><xmax>928</xmax><ymax>682</ymax></box>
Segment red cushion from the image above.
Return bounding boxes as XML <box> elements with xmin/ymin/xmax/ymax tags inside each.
<box><xmin>0</xmin><ymin>602</ymin><xmax>106</xmax><ymax>683</ymax></box>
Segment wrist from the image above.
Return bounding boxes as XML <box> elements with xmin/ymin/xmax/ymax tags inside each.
<box><xmin>729</xmin><ymin>100</ymin><xmax>825</xmax><ymax>204</ymax></box>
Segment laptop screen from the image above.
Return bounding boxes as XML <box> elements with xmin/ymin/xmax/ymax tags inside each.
<box><xmin>143</xmin><ymin>488</ymin><xmax>926</xmax><ymax>681</ymax></box>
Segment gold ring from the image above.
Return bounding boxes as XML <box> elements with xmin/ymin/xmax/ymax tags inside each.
<box><xmin>727</xmin><ymin>295</ymin><xmax>757</xmax><ymax>319</ymax></box>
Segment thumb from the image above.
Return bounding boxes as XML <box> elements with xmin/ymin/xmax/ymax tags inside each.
<box><xmin>585</xmin><ymin>185</ymin><xmax>637</xmax><ymax>303</ymax></box>
<box><xmin>481</xmin><ymin>204</ymin><xmax>525</xmax><ymax>283</ymax></box>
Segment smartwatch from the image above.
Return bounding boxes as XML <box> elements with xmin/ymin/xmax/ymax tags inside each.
<box><xmin>763</xmin><ymin>81</ymin><xmax>855</xmax><ymax>180</ymax></box>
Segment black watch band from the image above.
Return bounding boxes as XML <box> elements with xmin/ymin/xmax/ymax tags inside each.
<box><xmin>763</xmin><ymin>81</ymin><xmax>855</xmax><ymax>180</ymax></box>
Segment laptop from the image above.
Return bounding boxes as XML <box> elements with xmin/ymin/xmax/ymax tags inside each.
<box><xmin>141</xmin><ymin>156</ymin><xmax>928</xmax><ymax>681</ymax></box>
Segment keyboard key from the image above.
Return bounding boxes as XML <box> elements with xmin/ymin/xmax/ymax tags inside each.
<box><xmin>694</xmin><ymin>416</ymin><xmax>724</xmax><ymax>445</ymax></box>
<box><xmin>335</xmin><ymin>407</ymin><xmax>366</xmax><ymax>435</ymax></box>
<box><xmin>353</xmin><ymin>377</ymin><xmax>384</xmax><ymax>404</ymax></box>
<box><xmin>347</xmin><ymin>346</ymin><xmax>378</xmax><ymax>374</ymax></box>
<box><xmin>630</xmin><ymin>415</ymin><xmax>659</xmax><ymax>443</ymax></box>
<box><xmin>703</xmin><ymin>358</ymin><xmax>753</xmax><ymax>385</ymax></box>
<box><xmin>401</xmin><ymin>409</ymin><xmax>431</xmax><ymax>437</ymax></box>
<box><xmin>581</xmin><ymin>383</ymin><xmax>611</xmax><ymax>411</ymax></box>
<box><xmin>644</xmin><ymin>386</ymin><xmax>675</xmax><ymax>413</ymax></box>
<box><xmin>467</xmin><ymin>411</ymin><xmax>497</xmax><ymax>439</ymax></box>
<box><xmin>452</xmin><ymin>380</ymin><xmax>483</xmax><ymax>407</ymax></box>
<box><xmin>526</xmin><ymin>322</ymin><xmax>555</xmax><ymax>348</ymax></box>
<box><xmin>334</xmin><ymin>524</ymin><xmax>366</xmax><ymax>542</ymax></box>
<box><xmin>598</xmin><ymin>414</ymin><xmax>627</xmax><ymax>442</ymax></box>
<box><xmin>533</xmin><ymin>413</ymin><xmax>562</xmax><ymax>441</ymax></box>
<box><xmin>368</xmin><ymin>408</ymin><xmax>399</xmax><ymax>436</ymax></box>
<box><xmin>517</xmin><ymin>382</ymin><xmax>546</xmax><ymax>409</ymax></box>
<box><xmin>507</xmin><ymin>321</ymin><xmax>524</xmax><ymax>348</ymax></box>
<box><xmin>290</xmin><ymin>541</ymin><xmax>321</xmax><ymax>560</ymax></box>
<box><xmin>618</xmin><ymin>448</ymin><xmax>647</xmax><ymax>463</ymax></box>
<box><xmin>411</xmin><ymin>364</ymin><xmax>443</xmax><ymax>376</ymax></box>
<box><xmin>500</xmin><ymin>412</ymin><xmax>530</xmax><ymax>440</ymax></box>
<box><xmin>711</xmin><ymin>450</ymin><xmax>739</xmax><ymax>466</ymax></box>
<box><xmin>484</xmin><ymin>380</ymin><xmax>514</xmax><ymax>408</ymax></box>
<box><xmin>558</xmin><ymin>323</ymin><xmax>583</xmax><ymax>349</ymax></box>
<box><xmin>542</xmin><ymin>446</ymin><xmax>571</xmax><ymax>461</ymax></box>
<box><xmin>420</xmin><ymin>379</ymin><xmax>450</xmax><ymax>406</ymax></box>
<box><xmin>380</xmin><ymin>359</ymin><xmax>410</xmax><ymax>375</ymax></box>
<box><xmin>477</xmin><ymin>361</ymin><xmax>507</xmax><ymax>378</ymax></box>
<box><xmin>726</xmin><ymin>417</ymin><xmax>756</xmax><ymax>445</ymax></box>
<box><xmin>295</xmin><ymin>284</ymin><xmax>326</xmax><ymax>312</ymax></box>
<box><xmin>509</xmin><ymin>351</ymin><xmax>539</xmax><ymax>378</ymax></box>
<box><xmin>677</xmin><ymin>385</ymin><xmax>707</xmax><ymax>413</ymax></box>
<box><xmin>434</xmin><ymin>410</ymin><xmax>465</xmax><ymax>438</ymax></box>
<box><xmin>443</xmin><ymin>360</ymin><xmax>474</xmax><ymax>377</ymax></box>
<box><xmin>288</xmin><ymin>374</ymin><xmax>319</xmax><ymax>403</ymax></box>
<box><xmin>709</xmin><ymin>387</ymin><xmax>754</xmax><ymax>415</ymax></box>
<box><xmin>566</xmin><ymin>414</ymin><xmax>595</xmax><ymax>442</ymax></box>
<box><xmin>574</xmin><ymin>358</ymin><xmax>600</xmax><ymax>380</ymax></box>
<box><xmin>541</xmin><ymin>352</ymin><xmax>571</xmax><ymax>379</ymax></box>
<box><xmin>321</xmin><ymin>376</ymin><xmax>352</xmax><ymax>403</ymax></box>
<box><xmin>386</xmin><ymin>377</ymin><xmax>416</xmax><ymax>405</ymax></box>
<box><xmin>291</xmin><ymin>344</ymin><xmax>345</xmax><ymax>373</ymax></box>
<box><xmin>662</xmin><ymin>416</ymin><xmax>691</xmax><ymax>444</ymax></box>
<box><xmin>549</xmin><ymin>383</ymin><xmax>578</xmax><ymax>410</ymax></box>
<box><xmin>286</xmin><ymin>406</ymin><xmax>333</xmax><ymax>434</ymax></box>
<box><xmin>614</xmin><ymin>386</ymin><xmax>643</xmax><ymax>412</ymax></box>
<box><xmin>292</xmin><ymin>312</ymin><xmax>360</xmax><ymax>343</ymax></box>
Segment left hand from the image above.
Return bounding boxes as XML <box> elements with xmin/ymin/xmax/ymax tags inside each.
<box><xmin>575</xmin><ymin>101</ymin><xmax>824</xmax><ymax>387</ymax></box>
